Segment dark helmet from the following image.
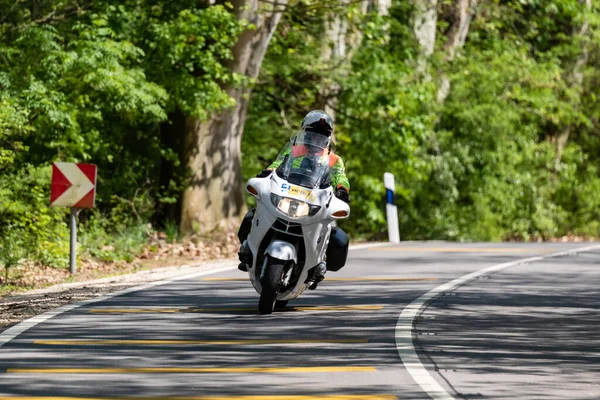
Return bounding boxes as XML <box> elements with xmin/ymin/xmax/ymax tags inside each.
<box><xmin>301</xmin><ymin>110</ymin><xmax>333</xmax><ymax>137</ymax></box>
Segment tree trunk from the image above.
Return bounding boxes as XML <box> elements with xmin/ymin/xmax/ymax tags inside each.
<box><xmin>320</xmin><ymin>0</ymin><xmax>351</xmax><ymax>127</ymax></box>
<box><xmin>436</xmin><ymin>0</ymin><xmax>478</xmax><ymax>103</ymax></box>
<box><xmin>411</xmin><ymin>0</ymin><xmax>438</xmax><ymax>75</ymax></box>
<box><xmin>373</xmin><ymin>0</ymin><xmax>391</xmax><ymax>16</ymax></box>
<box><xmin>555</xmin><ymin>0</ymin><xmax>591</xmax><ymax>168</ymax></box>
<box><xmin>180</xmin><ymin>0</ymin><xmax>288</xmax><ymax>234</ymax></box>
<box><xmin>320</xmin><ymin>0</ymin><xmax>387</xmax><ymax>126</ymax></box>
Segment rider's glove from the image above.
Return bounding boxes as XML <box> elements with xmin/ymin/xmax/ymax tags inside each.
<box><xmin>256</xmin><ymin>169</ymin><xmax>273</xmax><ymax>178</ymax></box>
<box><xmin>335</xmin><ymin>187</ymin><xmax>350</xmax><ymax>204</ymax></box>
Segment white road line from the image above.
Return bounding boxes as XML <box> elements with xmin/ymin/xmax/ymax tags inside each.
<box><xmin>395</xmin><ymin>243</ymin><xmax>600</xmax><ymax>400</ymax></box>
<box><xmin>349</xmin><ymin>242</ymin><xmax>390</xmax><ymax>251</ymax></box>
<box><xmin>0</xmin><ymin>266</ymin><xmax>236</xmax><ymax>348</ymax></box>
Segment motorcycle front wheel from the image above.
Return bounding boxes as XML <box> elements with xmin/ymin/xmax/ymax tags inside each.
<box><xmin>258</xmin><ymin>257</ymin><xmax>286</xmax><ymax>315</ymax></box>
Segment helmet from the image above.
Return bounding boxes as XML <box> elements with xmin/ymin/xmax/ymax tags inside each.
<box><xmin>301</xmin><ymin>110</ymin><xmax>333</xmax><ymax>137</ymax></box>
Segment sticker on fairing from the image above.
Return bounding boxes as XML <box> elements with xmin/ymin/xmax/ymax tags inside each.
<box><xmin>289</xmin><ymin>186</ymin><xmax>311</xmax><ymax>198</ymax></box>
<box><xmin>281</xmin><ymin>183</ymin><xmax>291</xmax><ymax>192</ymax></box>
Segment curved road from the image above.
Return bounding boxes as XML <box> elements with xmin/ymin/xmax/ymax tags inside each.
<box><xmin>0</xmin><ymin>242</ymin><xmax>599</xmax><ymax>399</ymax></box>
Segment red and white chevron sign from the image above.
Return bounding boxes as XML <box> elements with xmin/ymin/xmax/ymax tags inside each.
<box><xmin>50</xmin><ymin>162</ymin><xmax>97</xmax><ymax>208</ymax></box>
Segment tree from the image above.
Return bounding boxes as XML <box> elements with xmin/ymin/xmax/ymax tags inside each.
<box><xmin>436</xmin><ymin>0</ymin><xmax>479</xmax><ymax>103</ymax></box>
<box><xmin>554</xmin><ymin>0</ymin><xmax>593</xmax><ymax>168</ymax></box>
<box><xmin>319</xmin><ymin>0</ymin><xmax>392</xmax><ymax>128</ymax></box>
<box><xmin>179</xmin><ymin>0</ymin><xmax>289</xmax><ymax>234</ymax></box>
<box><xmin>411</xmin><ymin>0</ymin><xmax>438</xmax><ymax>74</ymax></box>
<box><xmin>0</xmin><ymin>1</ymin><xmax>242</xmax><ymax>265</ymax></box>
<box><xmin>409</xmin><ymin>0</ymin><xmax>478</xmax><ymax>100</ymax></box>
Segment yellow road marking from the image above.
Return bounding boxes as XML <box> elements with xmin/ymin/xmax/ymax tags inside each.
<box><xmin>33</xmin><ymin>339</ymin><xmax>368</xmax><ymax>346</ymax></box>
<box><xmin>0</xmin><ymin>395</ymin><xmax>397</xmax><ymax>400</ymax></box>
<box><xmin>371</xmin><ymin>247</ymin><xmax>556</xmax><ymax>253</ymax></box>
<box><xmin>326</xmin><ymin>277</ymin><xmax>437</xmax><ymax>281</ymax></box>
<box><xmin>202</xmin><ymin>278</ymin><xmax>437</xmax><ymax>282</ymax></box>
<box><xmin>7</xmin><ymin>366</ymin><xmax>376</xmax><ymax>374</ymax></box>
<box><xmin>201</xmin><ymin>278</ymin><xmax>253</xmax><ymax>281</ymax></box>
<box><xmin>87</xmin><ymin>308</ymin><xmax>181</xmax><ymax>314</ymax></box>
<box><xmin>89</xmin><ymin>305</ymin><xmax>384</xmax><ymax>314</ymax></box>
<box><xmin>89</xmin><ymin>308</ymin><xmax>181</xmax><ymax>313</ymax></box>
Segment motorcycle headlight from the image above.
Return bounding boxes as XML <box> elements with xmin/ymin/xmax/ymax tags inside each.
<box><xmin>271</xmin><ymin>194</ymin><xmax>321</xmax><ymax>218</ymax></box>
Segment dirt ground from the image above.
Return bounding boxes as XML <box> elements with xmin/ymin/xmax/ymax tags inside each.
<box><xmin>1</xmin><ymin>231</ymin><xmax>240</xmax><ymax>330</ymax></box>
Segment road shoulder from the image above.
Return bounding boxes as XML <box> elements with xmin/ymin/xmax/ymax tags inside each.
<box><xmin>0</xmin><ymin>242</ymin><xmax>387</xmax><ymax>330</ymax></box>
<box><xmin>0</xmin><ymin>258</ymin><xmax>236</xmax><ymax>330</ymax></box>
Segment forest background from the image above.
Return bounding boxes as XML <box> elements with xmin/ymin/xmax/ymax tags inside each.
<box><xmin>1</xmin><ymin>0</ymin><xmax>599</xmax><ymax>278</ymax></box>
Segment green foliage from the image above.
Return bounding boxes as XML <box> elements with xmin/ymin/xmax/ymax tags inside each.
<box><xmin>164</xmin><ymin>219</ymin><xmax>181</xmax><ymax>243</ymax></box>
<box><xmin>245</xmin><ymin>0</ymin><xmax>600</xmax><ymax>241</ymax></box>
<box><xmin>3</xmin><ymin>0</ymin><xmax>600</xmax><ymax>276</ymax></box>
<box><xmin>242</xmin><ymin>1</ymin><xmax>335</xmax><ymax>180</ymax></box>
<box><xmin>338</xmin><ymin>17</ymin><xmax>435</xmax><ymax>236</ymax></box>
<box><xmin>0</xmin><ymin>0</ymin><xmax>242</xmax><ymax>268</ymax></box>
<box><xmin>397</xmin><ymin>0</ymin><xmax>600</xmax><ymax>241</ymax></box>
<box><xmin>0</xmin><ymin>165</ymin><xmax>70</xmax><ymax>267</ymax></box>
<box><xmin>80</xmin><ymin>220</ymin><xmax>151</xmax><ymax>263</ymax></box>
<box><xmin>0</xmin><ymin>230</ymin><xmax>29</xmax><ymax>284</ymax></box>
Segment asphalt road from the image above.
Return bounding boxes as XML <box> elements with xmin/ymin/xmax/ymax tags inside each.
<box><xmin>0</xmin><ymin>242</ymin><xmax>599</xmax><ymax>399</ymax></box>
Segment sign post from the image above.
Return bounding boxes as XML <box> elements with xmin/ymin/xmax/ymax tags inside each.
<box><xmin>51</xmin><ymin>162</ymin><xmax>97</xmax><ymax>274</ymax></box>
<box><xmin>384</xmin><ymin>172</ymin><xmax>400</xmax><ymax>243</ymax></box>
<box><xmin>69</xmin><ymin>208</ymin><xmax>78</xmax><ymax>274</ymax></box>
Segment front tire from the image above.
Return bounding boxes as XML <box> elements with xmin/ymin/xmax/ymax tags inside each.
<box><xmin>258</xmin><ymin>258</ymin><xmax>286</xmax><ymax>315</ymax></box>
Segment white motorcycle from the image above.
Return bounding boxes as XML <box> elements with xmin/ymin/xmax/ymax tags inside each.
<box><xmin>243</xmin><ymin>136</ymin><xmax>350</xmax><ymax>314</ymax></box>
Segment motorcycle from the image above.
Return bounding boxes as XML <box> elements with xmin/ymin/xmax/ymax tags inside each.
<box><xmin>243</xmin><ymin>137</ymin><xmax>350</xmax><ymax>314</ymax></box>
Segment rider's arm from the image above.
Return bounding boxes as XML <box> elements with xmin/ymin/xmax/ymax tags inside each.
<box><xmin>331</xmin><ymin>157</ymin><xmax>350</xmax><ymax>192</ymax></box>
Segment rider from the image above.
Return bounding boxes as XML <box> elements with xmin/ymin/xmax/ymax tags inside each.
<box><xmin>237</xmin><ymin>110</ymin><xmax>350</xmax><ymax>289</ymax></box>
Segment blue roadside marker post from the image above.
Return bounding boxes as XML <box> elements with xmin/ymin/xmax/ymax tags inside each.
<box><xmin>384</xmin><ymin>172</ymin><xmax>400</xmax><ymax>243</ymax></box>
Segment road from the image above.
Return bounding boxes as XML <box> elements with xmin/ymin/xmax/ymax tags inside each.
<box><xmin>0</xmin><ymin>242</ymin><xmax>599</xmax><ymax>399</ymax></box>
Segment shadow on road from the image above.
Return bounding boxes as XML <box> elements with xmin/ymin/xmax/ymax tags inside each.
<box><xmin>415</xmin><ymin>254</ymin><xmax>600</xmax><ymax>399</ymax></box>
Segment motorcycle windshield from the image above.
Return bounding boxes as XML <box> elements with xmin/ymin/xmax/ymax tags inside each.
<box><xmin>275</xmin><ymin>133</ymin><xmax>332</xmax><ymax>189</ymax></box>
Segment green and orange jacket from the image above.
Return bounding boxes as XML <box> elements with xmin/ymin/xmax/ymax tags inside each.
<box><xmin>267</xmin><ymin>143</ymin><xmax>350</xmax><ymax>192</ymax></box>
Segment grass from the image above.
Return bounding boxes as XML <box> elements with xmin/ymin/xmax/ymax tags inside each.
<box><xmin>0</xmin><ymin>283</ymin><xmax>33</xmax><ymax>296</ymax></box>
<box><xmin>80</xmin><ymin>223</ymin><xmax>152</xmax><ymax>263</ymax></box>
<box><xmin>164</xmin><ymin>220</ymin><xmax>180</xmax><ymax>243</ymax></box>
<box><xmin>0</xmin><ymin>219</ymin><xmax>238</xmax><ymax>296</ymax></box>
